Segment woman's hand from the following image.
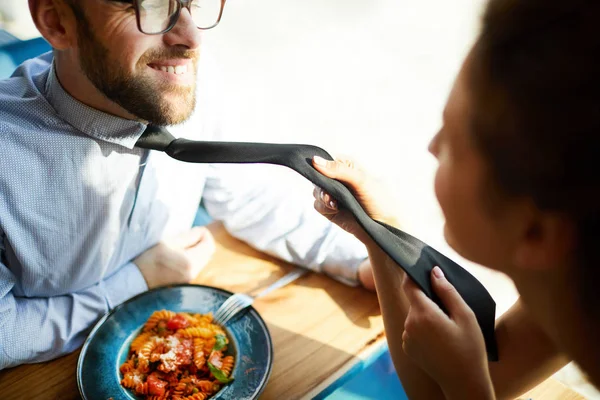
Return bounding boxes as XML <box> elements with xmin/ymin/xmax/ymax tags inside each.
<box><xmin>312</xmin><ymin>155</ymin><xmax>400</xmax><ymax>245</ymax></box>
<box><xmin>402</xmin><ymin>267</ymin><xmax>495</xmax><ymax>400</ymax></box>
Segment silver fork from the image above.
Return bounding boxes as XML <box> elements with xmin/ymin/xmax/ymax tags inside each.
<box><xmin>213</xmin><ymin>267</ymin><xmax>309</xmax><ymax>326</ymax></box>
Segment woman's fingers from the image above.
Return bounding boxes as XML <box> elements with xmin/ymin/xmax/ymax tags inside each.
<box><xmin>312</xmin><ymin>155</ymin><xmax>400</xmax><ymax>243</ymax></box>
<box><xmin>313</xmin><ymin>186</ymin><xmax>338</xmax><ymax>211</ymax></box>
<box><xmin>312</xmin><ymin>155</ymin><xmax>400</xmax><ymax>227</ymax></box>
<box><xmin>312</xmin><ymin>156</ymin><xmax>366</xmax><ymax>194</ymax></box>
<box><xmin>313</xmin><ymin>199</ymin><xmax>337</xmax><ymax>218</ymax></box>
<box><xmin>429</xmin><ymin>267</ymin><xmax>473</xmax><ymax>320</ymax></box>
<box><xmin>401</xmin><ymin>273</ymin><xmax>433</xmax><ymax>311</ymax></box>
<box><xmin>313</xmin><ymin>184</ymin><xmax>372</xmax><ymax>243</ymax></box>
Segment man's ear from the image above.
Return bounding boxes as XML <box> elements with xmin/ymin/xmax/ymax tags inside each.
<box><xmin>513</xmin><ymin>211</ymin><xmax>576</xmax><ymax>271</ymax></box>
<box><xmin>29</xmin><ymin>0</ymin><xmax>77</xmax><ymax>50</ymax></box>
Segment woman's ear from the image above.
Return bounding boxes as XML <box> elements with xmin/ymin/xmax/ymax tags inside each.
<box><xmin>29</xmin><ymin>0</ymin><xmax>77</xmax><ymax>50</ymax></box>
<box><xmin>513</xmin><ymin>211</ymin><xmax>576</xmax><ymax>271</ymax></box>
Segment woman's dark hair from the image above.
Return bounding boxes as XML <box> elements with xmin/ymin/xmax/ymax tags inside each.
<box><xmin>469</xmin><ymin>0</ymin><xmax>600</xmax><ymax>315</ymax></box>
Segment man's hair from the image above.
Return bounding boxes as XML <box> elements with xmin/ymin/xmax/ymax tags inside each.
<box><xmin>469</xmin><ymin>0</ymin><xmax>600</xmax><ymax>314</ymax></box>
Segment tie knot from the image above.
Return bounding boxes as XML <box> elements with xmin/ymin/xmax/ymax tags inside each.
<box><xmin>136</xmin><ymin>124</ymin><xmax>175</xmax><ymax>151</ymax></box>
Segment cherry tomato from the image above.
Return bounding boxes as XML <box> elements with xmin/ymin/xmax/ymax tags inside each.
<box><xmin>147</xmin><ymin>373</ymin><xmax>168</xmax><ymax>396</ymax></box>
<box><xmin>166</xmin><ymin>315</ymin><xmax>189</xmax><ymax>330</ymax></box>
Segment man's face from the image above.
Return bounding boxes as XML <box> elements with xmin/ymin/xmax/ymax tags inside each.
<box><xmin>69</xmin><ymin>0</ymin><xmax>201</xmax><ymax>125</ymax></box>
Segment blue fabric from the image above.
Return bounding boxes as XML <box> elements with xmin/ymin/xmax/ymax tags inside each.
<box><xmin>0</xmin><ymin>35</ymin><xmax>51</xmax><ymax>79</ymax></box>
<box><xmin>0</xmin><ymin>29</ymin><xmax>18</xmax><ymax>46</ymax></box>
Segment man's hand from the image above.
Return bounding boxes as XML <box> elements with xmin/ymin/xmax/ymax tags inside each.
<box><xmin>134</xmin><ymin>227</ymin><xmax>216</xmax><ymax>289</ymax></box>
<box><xmin>358</xmin><ymin>259</ymin><xmax>376</xmax><ymax>291</ymax></box>
<box><xmin>401</xmin><ymin>267</ymin><xmax>495</xmax><ymax>400</ymax></box>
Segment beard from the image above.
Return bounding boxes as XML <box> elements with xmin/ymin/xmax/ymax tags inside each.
<box><xmin>72</xmin><ymin>6</ymin><xmax>198</xmax><ymax>126</ymax></box>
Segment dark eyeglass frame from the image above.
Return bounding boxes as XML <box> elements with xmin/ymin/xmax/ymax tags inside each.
<box><xmin>117</xmin><ymin>0</ymin><xmax>227</xmax><ymax>35</ymax></box>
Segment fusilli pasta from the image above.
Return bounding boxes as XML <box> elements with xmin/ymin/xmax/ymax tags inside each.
<box><xmin>119</xmin><ymin>310</ymin><xmax>234</xmax><ymax>399</ymax></box>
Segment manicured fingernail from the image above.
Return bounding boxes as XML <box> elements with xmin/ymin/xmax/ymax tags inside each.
<box><xmin>313</xmin><ymin>156</ymin><xmax>327</xmax><ymax>166</ymax></box>
<box><xmin>320</xmin><ymin>189</ymin><xmax>326</xmax><ymax>202</ymax></box>
<box><xmin>432</xmin><ymin>266</ymin><xmax>444</xmax><ymax>279</ymax></box>
<box><xmin>329</xmin><ymin>200</ymin><xmax>337</xmax><ymax>210</ymax></box>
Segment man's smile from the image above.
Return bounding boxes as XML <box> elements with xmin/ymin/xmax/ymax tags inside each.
<box><xmin>147</xmin><ymin>59</ymin><xmax>194</xmax><ymax>79</ymax></box>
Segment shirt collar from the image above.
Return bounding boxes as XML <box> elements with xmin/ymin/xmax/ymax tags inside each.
<box><xmin>44</xmin><ymin>61</ymin><xmax>147</xmax><ymax>149</ymax></box>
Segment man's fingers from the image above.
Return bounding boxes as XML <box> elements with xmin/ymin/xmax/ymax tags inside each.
<box><xmin>184</xmin><ymin>230</ymin><xmax>216</xmax><ymax>275</ymax></box>
<box><xmin>185</xmin><ymin>240</ymin><xmax>215</xmax><ymax>265</ymax></box>
<box><xmin>187</xmin><ymin>228</ymin><xmax>215</xmax><ymax>252</ymax></box>
<box><xmin>164</xmin><ymin>226</ymin><xmax>211</xmax><ymax>249</ymax></box>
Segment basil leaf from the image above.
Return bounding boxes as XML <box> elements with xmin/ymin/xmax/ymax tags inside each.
<box><xmin>213</xmin><ymin>334</ymin><xmax>227</xmax><ymax>351</ymax></box>
<box><xmin>207</xmin><ymin>361</ymin><xmax>233</xmax><ymax>384</ymax></box>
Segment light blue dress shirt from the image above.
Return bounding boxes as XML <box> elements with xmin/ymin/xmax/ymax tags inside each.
<box><xmin>0</xmin><ymin>52</ymin><xmax>368</xmax><ymax>370</ymax></box>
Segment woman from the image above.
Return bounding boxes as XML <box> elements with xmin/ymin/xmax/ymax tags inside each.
<box><xmin>311</xmin><ymin>0</ymin><xmax>600</xmax><ymax>398</ymax></box>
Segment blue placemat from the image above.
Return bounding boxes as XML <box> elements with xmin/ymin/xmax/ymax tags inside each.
<box><xmin>314</xmin><ymin>342</ymin><xmax>408</xmax><ymax>400</ymax></box>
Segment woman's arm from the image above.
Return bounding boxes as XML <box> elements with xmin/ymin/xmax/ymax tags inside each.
<box><xmin>311</xmin><ymin>156</ymin><xmax>568</xmax><ymax>399</ymax></box>
<box><xmin>361</xmin><ymin>242</ymin><xmax>568</xmax><ymax>400</ymax></box>
<box><xmin>489</xmin><ymin>300</ymin><xmax>568</xmax><ymax>399</ymax></box>
<box><xmin>366</xmin><ymin>246</ymin><xmax>447</xmax><ymax>399</ymax></box>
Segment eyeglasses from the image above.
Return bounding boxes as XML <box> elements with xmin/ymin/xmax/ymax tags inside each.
<box><xmin>125</xmin><ymin>0</ymin><xmax>227</xmax><ymax>35</ymax></box>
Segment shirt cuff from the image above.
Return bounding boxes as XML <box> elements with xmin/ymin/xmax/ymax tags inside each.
<box><xmin>102</xmin><ymin>262</ymin><xmax>149</xmax><ymax>309</ymax></box>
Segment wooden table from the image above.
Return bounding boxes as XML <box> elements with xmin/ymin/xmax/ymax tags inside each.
<box><xmin>0</xmin><ymin>223</ymin><xmax>586</xmax><ymax>400</ymax></box>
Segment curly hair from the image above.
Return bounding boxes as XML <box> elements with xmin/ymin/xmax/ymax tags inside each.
<box><xmin>469</xmin><ymin>0</ymin><xmax>600</xmax><ymax>315</ymax></box>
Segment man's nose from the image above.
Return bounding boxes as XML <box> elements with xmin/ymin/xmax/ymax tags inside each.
<box><xmin>163</xmin><ymin>8</ymin><xmax>202</xmax><ymax>50</ymax></box>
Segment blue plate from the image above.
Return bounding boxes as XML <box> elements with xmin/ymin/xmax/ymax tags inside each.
<box><xmin>77</xmin><ymin>284</ymin><xmax>273</xmax><ymax>400</ymax></box>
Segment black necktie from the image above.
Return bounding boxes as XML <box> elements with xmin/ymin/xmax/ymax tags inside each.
<box><xmin>136</xmin><ymin>125</ymin><xmax>498</xmax><ymax>361</ymax></box>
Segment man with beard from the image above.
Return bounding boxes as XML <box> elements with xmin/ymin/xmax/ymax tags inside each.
<box><xmin>0</xmin><ymin>0</ymin><xmax>374</xmax><ymax>369</ymax></box>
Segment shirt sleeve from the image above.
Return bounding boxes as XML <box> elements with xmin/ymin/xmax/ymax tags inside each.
<box><xmin>0</xmin><ymin>261</ymin><xmax>147</xmax><ymax>370</ymax></box>
<box><xmin>201</xmin><ymin>163</ymin><xmax>368</xmax><ymax>286</ymax></box>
